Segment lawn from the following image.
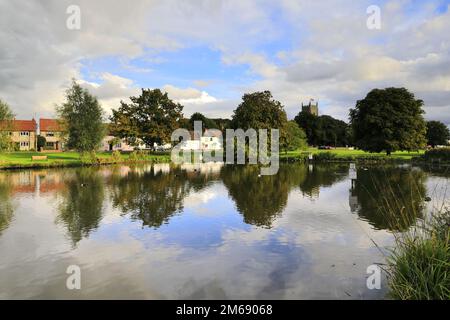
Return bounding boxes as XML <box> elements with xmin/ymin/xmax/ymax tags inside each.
<box><xmin>0</xmin><ymin>148</ymin><xmax>425</xmax><ymax>169</ymax></box>
<box><xmin>0</xmin><ymin>151</ymin><xmax>170</xmax><ymax>169</ymax></box>
<box><xmin>281</xmin><ymin>147</ymin><xmax>424</xmax><ymax>160</ymax></box>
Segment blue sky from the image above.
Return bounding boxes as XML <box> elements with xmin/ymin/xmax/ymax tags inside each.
<box><xmin>1</xmin><ymin>0</ymin><xmax>450</xmax><ymax>123</ymax></box>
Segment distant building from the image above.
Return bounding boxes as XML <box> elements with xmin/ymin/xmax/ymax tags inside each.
<box><xmin>301</xmin><ymin>99</ymin><xmax>319</xmax><ymax>116</ymax></box>
<box><xmin>0</xmin><ymin>119</ymin><xmax>37</xmax><ymax>151</ymax></box>
<box><xmin>39</xmin><ymin>118</ymin><xmax>64</xmax><ymax>151</ymax></box>
<box><xmin>178</xmin><ymin>129</ymin><xmax>223</xmax><ymax>151</ymax></box>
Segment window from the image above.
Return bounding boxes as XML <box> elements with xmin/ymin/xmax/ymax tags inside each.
<box><xmin>46</xmin><ymin>132</ymin><xmax>55</xmax><ymax>137</ymax></box>
<box><xmin>20</xmin><ymin>131</ymin><xmax>29</xmax><ymax>136</ymax></box>
<box><xmin>20</xmin><ymin>142</ymin><xmax>29</xmax><ymax>147</ymax></box>
<box><xmin>46</xmin><ymin>142</ymin><xmax>54</xmax><ymax>147</ymax></box>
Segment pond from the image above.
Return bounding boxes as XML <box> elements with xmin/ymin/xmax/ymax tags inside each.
<box><xmin>0</xmin><ymin>163</ymin><xmax>448</xmax><ymax>299</ymax></box>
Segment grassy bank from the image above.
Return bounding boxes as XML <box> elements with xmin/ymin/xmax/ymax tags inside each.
<box><xmin>0</xmin><ymin>148</ymin><xmax>432</xmax><ymax>169</ymax></box>
<box><xmin>280</xmin><ymin>148</ymin><xmax>424</xmax><ymax>162</ymax></box>
<box><xmin>0</xmin><ymin>151</ymin><xmax>171</xmax><ymax>170</ymax></box>
<box><xmin>387</xmin><ymin>209</ymin><xmax>450</xmax><ymax>300</ymax></box>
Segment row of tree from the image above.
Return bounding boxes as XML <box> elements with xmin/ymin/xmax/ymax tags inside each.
<box><xmin>1</xmin><ymin>82</ymin><xmax>449</xmax><ymax>154</ymax></box>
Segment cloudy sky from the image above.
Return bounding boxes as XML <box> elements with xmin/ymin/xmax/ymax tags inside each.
<box><xmin>1</xmin><ymin>0</ymin><xmax>450</xmax><ymax>124</ymax></box>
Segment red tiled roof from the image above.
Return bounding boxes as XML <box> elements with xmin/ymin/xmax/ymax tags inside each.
<box><xmin>0</xmin><ymin>119</ymin><xmax>37</xmax><ymax>131</ymax></box>
<box><xmin>40</xmin><ymin>118</ymin><xmax>62</xmax><ymax>132</ymax></box>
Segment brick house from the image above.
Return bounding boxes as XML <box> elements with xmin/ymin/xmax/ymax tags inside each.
<box><xmin>0</xmin><ymin>119</ymin><xmax>37</xmax><ymax>151</ymax></box>
<box><xmin>39</xmin><ymin>118</ymin><xmax>64</xmax><ymax>151</ymax></box>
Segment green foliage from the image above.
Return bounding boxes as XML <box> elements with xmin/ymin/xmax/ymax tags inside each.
<box><xmin>282</xmin><ymin>121</ymin><xmax>307</xmax><ymax>152</ymax></box>
<box><xmin>129</xmin><ymin>150</ymin><xmax>147</xmax><ymax>162</ymax></box>
<box><xmin>57</xmin><ymin>80</ymin><xmax>106</xmax><ymax>152</ymax></box>
<box><xmin>0</xmin><ymin>99</ymin><xmax>14</xmax><ymax>152</ymax></box>
<box><xmin>294</xmin><ymin>112</ymin><xmax>350</xmax><ymax>147</ymax></box>
<box><xmin>232</xmin><ymin>91</ymin><xmax>288</xmax><ymax>133</ymax></box>
<box><xmin>110</xmin><ymin>88</ymin><xmax>183</xmax><ymax>147</ymax></box>
<box><xmin>111</xmin><ymin>150</ymin><xmax>122</xmax><ymax>163</ymax></box>
<box><xmin>37</xmin><ymin>135</ymin><xmax>46</xmax><ymax>150</ymax></box>
<box><xmin>349</xmin><ymin>87</ymin><xmax>427</xmax><ymax>155</ymax></box>
<box><xmin>80</xmin><ymin>151</ymin><xmax>99</xmax><ymax>164</ymax></box>
<box><xmin>189</xmin><ymin>112</ymin><xmax>218</xmax><ymax>129</ymax></box>
<box><xmin>426</xmin><ymin>121</ymin><xmax>450</xmax><ymax>147</ymax></box>
<box><xmin>388</xmin><ymin>210</ymin><xmax>450</xmax><ymax>300</ymax></box>
<box><xmin>421</xmin><ymin>147</ymin><xmax>450</xmax><ymax>162</ymax></box>
<box><xmin>313</xmin><ymin>152</ymin><xmax>337</xmax><ymax>161</ymax></box>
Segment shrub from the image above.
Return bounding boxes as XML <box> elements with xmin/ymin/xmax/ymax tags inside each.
<box><xmin>111</xmin><ymin>150</ymin><xmax>122</xmax><ymax>163</ymax></box>
<box><xmin>313</xmin><ymin>152</ymin><xmax>337</xmax><ymax>161</ymax></box>
<box><xmin>129</xmin><ymin>150</ymin><xmax>147</xmax><ymax>162</ymax></box>
<box><xmin>421</xmin><ymin>147</ymin><xmax>450</xmax><ymax>162</ymax></box>
<box><xmin>388</xmin><ymin>209</ymin><xmax>450</xmax><ymax>300</ymax></box>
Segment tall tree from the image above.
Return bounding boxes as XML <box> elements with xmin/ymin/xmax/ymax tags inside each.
<box><xmin>189</xmin><ymin>112</ymin><xmax>218</xmax><ymax>129</ymax></box>
<box><xmin>281</xmin><ymin>121</ymin><xmax>307</xmax><ymax>152</ymax></box>
<box><xmin>0</xmin><ymin>99</ymin><xmax>15</xmax><ymax>152</ymax></box>
<box><xmin>232</xmin><ymin>90</ymin><xmax>288</xmax><ymax>135</ymax></box>
<box><xmin>110</xmin><ymin>89</ymin><xmax>183</xmax><ymax>147</ymax></box>
<box><xmin>57</xmin><ymin>80</ymin><xmax>105</xmax><ymax>153</ymax></box>
<box><xmin>349</xmin><ymin>87</ymin><xmax>427</xmax><ymax>155</ymax></box>
<box><xmin>426</xmin><ymin>120</ymin><xmax>450</xmax><ymax>147</ymax></box>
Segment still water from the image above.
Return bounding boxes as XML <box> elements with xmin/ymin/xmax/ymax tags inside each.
<box><xmin>0</xmin><ymin>163</ymin><xmax>448</xmax><ymax>299</ymax></box>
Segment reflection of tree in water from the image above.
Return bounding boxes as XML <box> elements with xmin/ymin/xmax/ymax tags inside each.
<box><xmin>110</xmin><ymin>167</ymin><xmax>191</xmax><ymax>228</ymax></box>
<box><xmin>221</xmin><ymin>165</ymin><xmax>306</xmax><ymax>228</ymax></box>
<box><xmin>0</xmin><ymin>177</ymin><xmax>14</xmax><ymax>235</ymax></box>
<box><xmin>351</xmin><ymin>167</ymin><xmax>426</xmax><ymax>231</ymax></box>
<box><xmin>299</xmin><ymin>164</ymin><xmax>349</xmax><ymax>198</ymax></box>
<box><xmin>56</xmin><ymin>168</ymin><xmax>105</xmax><ymax>245</ymax></box>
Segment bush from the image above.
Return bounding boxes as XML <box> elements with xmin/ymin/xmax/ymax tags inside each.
<box><xmin>388</xmin><ymin>210</ymin><xmax>450</xmax><ymax>300</ymax></box>
<box><xmin>111</xmin><ymin>150</ymin><xmax>122</xmax><ymax>163</ymax></box>
<box><xmin>80</xmin><ymin>151</ymin><xmax>98</xmax><ymax>165</ymax></box>
<box><xmin>129</xmin><ymin>150</ymin><xmax>147</xmax><ymax>162</ymax></box>
<box><xmin>421</xmin><ymin>147</ymin><xmax>450</xmax><ymax>162</ymax></box>
<box><xmin>313</xmin><ymin>152</ymin><xmax>337</xmax><ymax>161</ymax></box>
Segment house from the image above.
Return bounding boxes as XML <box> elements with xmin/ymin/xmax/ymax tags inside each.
<box><xmin>179</xmin><ymin>129</ymin><xmax>223</xmax><ymax>151</ymax></box>
<box><xmin>0</xmin><ymin>119</ymin><xmax>37</xmax><ymax>151</ymax></box>
<box><xmin>39</xmin><ymin>118</ymin><xmax>64</xmax><ymax>151</ymax></box>
<box><xmin>101</xmin><ymin>135</ymin><xmax>137</xmax><ymax>152</ymax></box>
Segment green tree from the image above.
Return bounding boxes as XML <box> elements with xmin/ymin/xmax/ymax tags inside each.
<box><xmin>37</xmin><ymin>135</ymin><xmax>46</xmax><ymax>151</ymax></box>
<box><xmin>57</xmin><ymin>80</ymin><xmax>105</xmax><ymax>153</ymax></box>
<box><xmin>282</xmin><ymin>121</ymin><xmax>307</xmax><ymax>152</ymax></box>
<box><xmin>189</xmin><ymin>112</ymin><xmax>218</xmax><ymax>129</ymax></box>
<box><xmin>0</xmin><ymin>99</ymin><xmax>14</xmax><ymax>152</ymax></box>
<box><xmin>110</xmin><ymin>89</ymin><xmax>183</xmax><ymax>147</ymax></box>
<box><xmin>232</xmin><ymin>91</ymin><xmax>288</xmax><ymax>134</ymax></box>
<box><xmin>426</xmin><ymin>120</ymin><xmax>450</xmax><ymax>147</ymax></box>
<box><xmin>349</xmin><ymin>87</ymin><xmax>427</xmax><ymax>155</ymax></box>
<box><xmin>294</xmin><ymin>111</ymin><xmax>320</xmax><ymax>146</ymax></box>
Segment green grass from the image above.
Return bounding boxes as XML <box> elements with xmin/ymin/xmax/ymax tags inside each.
<box><xmin>0</xmin><ymin>151</ymin><xmax>171</xmax><ymax>169</ymax></box>
<box><xmin>387</xmin><ymin>210</ymin><xmax>450</xmax><ymax>300</ymax></box>
<box><xmin>281</xmin><ymin>147</ymin><xmax>424</xmax><ymax>161</ymax></box>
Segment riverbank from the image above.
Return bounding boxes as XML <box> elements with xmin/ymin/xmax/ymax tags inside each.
<box><xmin>0</xmin><ymin>151</ymin><xmax>171</xmax><ymax>170</ymax></box>
<box><xmin>0</xmin><ymin>148</ymin><xmax>443</xmax><ymax>170</ymax></box>
<box><xmin>387</xmin><ymin>208</ymin><xmax>450</xmax><ymax>300</ymax></box>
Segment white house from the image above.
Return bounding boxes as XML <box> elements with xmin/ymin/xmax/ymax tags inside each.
<box><xmin>179</xmin><ymin>129</ymin><xmax>223</xmax><ymax>151</ymax></box>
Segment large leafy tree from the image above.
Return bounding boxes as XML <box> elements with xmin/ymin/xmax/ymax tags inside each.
<box><xmin>110</xmin><ymin>89</ymin><xmax>183</xmax><ymax>147</ymax></box>
<box><xmin>281</xmin><ymin>121</ymin><xmax>307</xmax><ymax>152</ymax></box>
<box><xmin>57</xmin><ymin>80</ymin><xmax>105</xmax><ymax>153</ymax></box>
<box><xmin>349</xmin><ymin>87</ymin><xmax>427</xmax><ymax>155</ymax></box>
<box><xmin>232</xmin><ymin>90</ymin><xmax>288</xmax><ymax>135</ymax></box>
<box><xmin>426</xmin><ymin>120</ymin><xmax>450</xmax><ymax>147</ymax></box>
<box><xmin>189</xmin><ymin>112</ymin><xmax>218</xmax><ymax>129</ymax></box>
<box><xmin>294</xmin><ymin>112</ymin><xmax>350</xmax><ymax>147</ymax></box>
<box><xmin>0</xmin><ymin>99</ymin><xmax>15</xmax><ymax>152</ymax></box>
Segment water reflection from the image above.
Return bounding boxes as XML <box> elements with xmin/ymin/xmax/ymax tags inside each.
<box><xmin>110</xmin><ymin>166</ymin><xmax>190</xmax><ymax>228</ymax></box>
<box><xmin>0</xmin><ymin>175</ymin><xmax>14</xmax><ymax>234</ymax></box>
<box><xmin>56</xmin><ymin>168</ymin><xmax>105</xmax><ymax>245</ymax></box>
<box><xmin>350</xmin><ymin>166</ymin><xmax>426</xmax><ymax>231</ymax></box>
<box><xmin>0</xmin><ymin>162</ymin><xmax>447</xmax><ymax>299</ymax></box>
